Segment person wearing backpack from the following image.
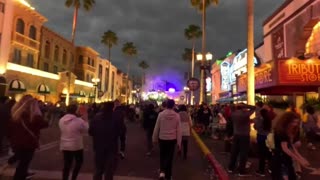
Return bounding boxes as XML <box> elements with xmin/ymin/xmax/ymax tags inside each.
<box><xmin>254</xmin><ymin>109</ymin><xmax>272</xmax><ymax>177</ymax></box>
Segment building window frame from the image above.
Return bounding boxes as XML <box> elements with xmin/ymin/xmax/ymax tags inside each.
<box><xmin>62</xmin><ymin>49</ymin><xmax>67</xmax><ymax>65</ymax></box>
<box><xmin>53</xmin><ymin>65</ymin><xmax>58</xmax><ymax>74</ymax></box>
<box><xmin>78</xmin><ymin>55</ymin><xmax>83</xmax><ymax>64</ymax></box>
<box><xmin>0</xmin><ymin>2</ymin><xmax>5</xmax><ymax>13</ymax></box>
<box><xmin>44</xmin><ymin>41</ymin><xmax>50</xmax><ymax>58</ymax></box>
<box><xmin>27</xmin><ymin>53</ymin><xmax>34</xmax><ymax>67</ymax></box>
<box><xmin>13</xmin><ymin>48</ymin><xmax>22</xmax><ymax>64</ymax></box>
<box><xmin>54</xmin><ymin>45</ymin><xmax>59</xmax><ymax>62</ymax></box>
<box><xmin>43</xmin><ymin>62</ymin><xmax>49</xmax><ymax>72</ymax></box>
<box><xmin>16</xmin><ymin>18</ymin><xmax>25</xmax><ymax>34</ymax></box>
<box><xmin>29</xmin><ymin>25</ymin><xmax>36</xmax><ymax>40</ymax></box>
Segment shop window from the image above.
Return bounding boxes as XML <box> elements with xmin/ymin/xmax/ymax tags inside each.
<box><xmin>78</xmin><ymin>55</ymin><xmax>83</xmax><ymax>64</ymax></box>
<box><xmin>54</xmin><ymin>45</ymin><xmax>59</xmax><ymax>62</ymax></box>
<box><xmin>44</xmin><ymin>41</ymin><xmax>50</xmax><ymax>58</ymax></box>
<box><xmin>27</xmin><ymin>53</ymin><xmax>34</xmax><ymax>67</ymax></box>
<box><xmin>13</xmin><ymin>49</ymin><xmax>21</xmax><ymax>64</ymax></box>
<box><xmin>16</xmin><ymin>19</ymin><xmax>25</xmax><ymax>34</ymax></box>
<box><xmin>62</xmin><ymin>49</ymin><xmax>67</xmax><ymax>65</ymax></box>
<box><xmin>43</xmin><ymin>62</ymin><xmax>49</xmax><ymax>72</ymax></box>
<box><xmin>0</xmin><ymin>2</ymin><xmax>5</xmax><ymax>13</ymax></box>
<box><xmin>53</xmin><ymin>66</ymin><xmax>58</xmax><ymax>74</ymax></box>
<box><xmin>29</xmin><ymin>25</ymin><xmax>36</xmax><ymax>40</ymax></box>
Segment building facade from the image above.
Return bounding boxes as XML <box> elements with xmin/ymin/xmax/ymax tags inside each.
<box><xmin>0</xmin><ymin>0</ymin><xmax>133</xmax><ymax>103</ymax></box>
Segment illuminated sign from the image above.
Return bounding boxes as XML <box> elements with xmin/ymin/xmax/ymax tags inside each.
<box><xmin>206</xmin><ymin>77</ymin><xmax>212</xmax><ymax>92</ymax></box>
<box><xmin>220</xmin><ymin>61</ymin><xmax>230</xmax><ymax>91</ymax></box>
<box><xmin>230</xmin><ymin>49</ymin><xmax>258</xmax><ymax>83</ymax></box>
<box><xmin>278</xmin><ymin>58</ymin><xmax>320</xmax><ymax>84</ymax></box>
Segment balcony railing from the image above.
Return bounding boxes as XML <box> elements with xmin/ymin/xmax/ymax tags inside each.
<box><xmin>13</xmin><ymin>32</ymin><xmax>40</xmax><ymax>50</ymax></box>
<box><xmin>83</xmin><ymin>64</ymin><xmax>96</xmax><ymax>72</ymax></box>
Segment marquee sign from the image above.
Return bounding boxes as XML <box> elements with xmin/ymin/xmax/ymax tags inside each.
<box><xmin>220</xmin><ymin>61</ymin><xmax>230</xmax><ymax>91</ymax></box>
<box><xmin>278</xmin><ymin>59</ymin><xmax>320</xmax><ymax>85</ymax></box>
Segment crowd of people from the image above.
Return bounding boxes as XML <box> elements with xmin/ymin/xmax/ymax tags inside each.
<box><xmin>1</xmin><ymin>94</ymin><xmax>320</xmax><ymax>180</ymax></box>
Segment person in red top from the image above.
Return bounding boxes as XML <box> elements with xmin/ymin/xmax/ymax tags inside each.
<box><xmin>8</xmin><ymin>95</ymin><xmax>48</xmax><ymax>180</ymax></box>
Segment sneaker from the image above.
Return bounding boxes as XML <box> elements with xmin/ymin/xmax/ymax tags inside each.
<box><xmin>119</xmin><ymin>152</ymin><xmax>125</xmax><ymax>159</ymax></box>
<box><xmin>238</xmin><ymin>172</ymin><xmax>252</xmax><ymax>177</ymax></box>
<box><xmin>159</xmin><ymin>172</ymin><xmax>165</xmax><ymax>180</ymax></box>
<box><xmin>255</xmin><ymin>171</ymin><xmax>265</xmax><ymax>177</ymax></box>
<box><xmin>227</xmin><ymin>169</ymin><xmax>234</xmax><ymax>173</ymax></box>
<box><xmin>26</xmin><ymin>172</ymin><xmax>36</xmax><ymax>179</ymax></box>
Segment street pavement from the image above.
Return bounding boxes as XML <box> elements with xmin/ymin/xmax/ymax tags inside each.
<box><xmin>1</xmin><ymin>121</ymin><xmax>210</xmax><ymax>180</ymax></box>
<box><xmin>202</xmin><ymin>137</ymin><xmax>320</xmax><ymax>180</ymax></box>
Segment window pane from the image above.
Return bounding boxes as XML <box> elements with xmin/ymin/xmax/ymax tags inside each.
<box><xmin>29</xmin><ymin>26</ymin><xmax>36</xmax><ymax>40</ymax></box>
<box><xmin>45</xmin><ymin>41</ymin><xmax>50</xmax><ymax>58</ymax></box>
<box><xmin>27</xmin><ymin>53</ymin><xmax>34</xmax><ymax>67</ymax></box>
<box><xmin>16</xmin><ymin>19</ymin><xmax>24</xmax><ymax>34</ymax></box>
<box><xmin>44</xmin><ymin>63</ymin><xmax>49</xmax><ymax>71</ymax></box>
<box><xmin>54</xmin><ymin>45</ymin><xmax>59</xmax><ymax>62</ymax></box>
<box><xmin>53</xmin><ymin>66</ymin><xmax>58</xmax><ymax>74</ymax></box>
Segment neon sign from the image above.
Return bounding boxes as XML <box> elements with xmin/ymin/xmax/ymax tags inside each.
<box><xmin>220</xmin><ymin>61</ymin><xmax>230</xmax><ymax>91</ymax></box>
<box><xmin>230</xmin><ymin>49</ymin><xmax>258</xmax><ymax>83</ymax></box>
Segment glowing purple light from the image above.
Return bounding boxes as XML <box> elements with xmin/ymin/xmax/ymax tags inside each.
<box><xmin>168</xmin><ymin>88</ymin><xmax>175</xmax><ymax>93</ymax></box>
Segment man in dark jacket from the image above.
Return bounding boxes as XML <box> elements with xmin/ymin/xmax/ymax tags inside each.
<box><xmin>113</xmin><ymin>100</ymin><xmax>126</xmax><ymax>159</ymax></box>
<box><xmin>143</xmin><ymin>104</ymin><xmax>158</xmax><ymax>156</ymax></box>
<box><xmin>89</xmin><ymin>102</ymin><xmax>123</xmax><ymax>180</ymax></box>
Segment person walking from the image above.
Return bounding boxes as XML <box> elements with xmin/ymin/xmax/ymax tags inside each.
<box><xmin>143</xmin><ymin>104</ymin><xmax>158</xmax><ymax>156</ymax></box>
<box><xmin>59</xmin><ymin>104</ymin><xmax>88</xmax><ymax>180</ymax></box>
<box><xmin>254</xmin><ymin>108</ymin><xmax>272</xmax><ymax>176</ymax></box>
<box><xmin>89</xmin><ymin>102</ymin><xmax>124</xmax><ymax>180</ymax></box>
<box><xmin>8</xmin><ymin>95</ymin><xmax>48</xmax><ymax>180</ymax></box>
<box><xmin>178</xmin><ymin>104</ymin><xmax>193</xmax><ymax>160</ymax></box>
<box><xmin>227</xmin><ymin>103</ymin><xmax>255</xmax><ymax>176</ymax></box>
<box><xmin>113</xmin><ymin>100</ymin><xmax>126</xmax><ymax>159</ymax></box>
<box><xmin>153</xmin><ymin>99</ymin><xmax>182</xmax><ymax>180</ymax></box>
<box><xmin>272</xmin><ymin>112</ymin><xmax>310</xmax><ymax>180</ymax></box>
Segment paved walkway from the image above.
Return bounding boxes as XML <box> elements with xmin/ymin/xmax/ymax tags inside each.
<box><xmin>1</xmin><ymin>122</ymin><xmax>210</xmax><ymax>180</ymax></box>
<box><xmin>203</xmin><ymin>137</ymin><xmax>320</xmax><ymax>180</ymax></box>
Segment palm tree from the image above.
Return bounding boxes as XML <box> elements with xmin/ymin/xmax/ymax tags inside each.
<box><xmin>190</xmin><ymin>0</ymin><xmax>218</xmax><ymax>103</ymax></box>
<box><xmin>138</xmin><ymin>60</ymin><xmax>149</xmax><ymax>87</ymax></box>
<box><xmin>101</xmin><ymin>30</ymin><xmax>118</xmax><ymax>62</ymax></box>
<box><xmin>65</xmin><ymin>0</ymin><xmax>95</xmax><ymax>44</ymax></box>
<box><xmin>182</xmin><ymin>48</ymin><xmax>193</xmax><ymax>62</ymax></box>
<box><xmin>122</xmin><ymin>42</ymin><xmax>138</xmax><ymax>104</ymax></box>
<box><xmin>184</xmin><ymin>24</ymin><xmax>201</xmax><ymax>78</ymax></box>
<box><xmin>247</xmin><ymin>0</ymin><xmax>255</xmax><ymax>105</ymax></box>
<box><xmin>65</xmin><ymin>0</ymin><xmax>95</xmax><ymax>105</ymax></box>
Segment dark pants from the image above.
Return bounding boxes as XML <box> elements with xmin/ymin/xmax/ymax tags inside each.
<box><xmin>62</xmin><ymin>150</ymin><xmax>83</xmax><ymax>180</ymax></box>
<box><xmin>182</xmin><ymin>137</ymin><xmax>189</xmax><ymax>159</ymax></box>
<box><xmin>271</xmin><ymin>152</ymin><xmax>296</xmax><ymax>180</ymax></box>
<box><xmin>93</xmin><ymin>150</ymin><xmax>118</xmax><ymax>180</ymax></box>
<box><xmin>120</xmin><ymin>134</ymin><xmax>126</xmax><ymax>152</ymax></box>
<box><xmin>159</xmin><ymin>139</ymin><xmax>176</xmax><ymax>179</ymax></box>
<box><xmin>146</xmin><ymin>129</ymin><xmax>153</xmax><ymax>152</ymax></box>
<box><xmin>228</xmin><ymin>135</ymin><xmax>250</xmax><ymax>173</ymax></box>
<box><xmin>257</xmin><ymin>134</ymin><xmax>271</xmax><ymax>173</ymax></box>
<box><xmin>13</xmin><ymin>149</ymin><xmax>35</xmax><ymax>180</ymax></box>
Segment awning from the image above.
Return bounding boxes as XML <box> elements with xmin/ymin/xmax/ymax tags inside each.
<box><xmin>9</xmin><ymin>79</ymin><xmax>26</xmax><ymax>92</ymax></box>
<box><xmin>37</xmin><ymin>83</ymin><xmax>50</xmax><ymax>94</ymax></box>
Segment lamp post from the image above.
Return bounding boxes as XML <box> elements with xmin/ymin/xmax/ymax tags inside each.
<box><xmin>92</xmin><ymin>78</ymin><xmax>100</xmax><ymax>103</ymax></box>
<box><xmin>183</xmin><ymin>86</ymin><xmax>190</xmax><ymax>104</ymax></box>
<box><xmin>197</xmin><ymin>52</ymin><xmax>213</xmax><ymax>104</ymax></box>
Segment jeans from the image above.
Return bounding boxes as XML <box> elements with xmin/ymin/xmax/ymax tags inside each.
<box><xmin>62</xmin><ymin>150</ymin><xmax>83</xmax><ymax>180</ymax></box>
<box><xmin>13</xmin><ymin>149</ymin><xmax>35</xmax><ymax>180</ymax></box>
<box><xmin>159</xmin><ymin>139</ymin><xmax>176</xmax><ymax>179</ymax></box>
<box><xmin>146</xmin><ymin>129</ymin><xmax>153</xmax><ymax>152</ymax></box>
<box><xmin>182</xmin><ymin>136</ymin><xmax>189</xmax><ymax>159</ymax></box>
<box><xmin>93</xmin><ymin>150</ymin><xmax>118</xmax><ymax>180</ymax></box>
<box><xmin>228</xmin><ymin>135</ymin><xmax>250</xmax><ymax>173</ymax></box>
<box><xmin>257</xmin><ymin>134</ymin><xmax>271</xmax><ymax>173</ymax></box>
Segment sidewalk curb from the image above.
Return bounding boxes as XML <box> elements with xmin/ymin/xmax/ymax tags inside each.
<box><xmin>191</xmin><ymin>129</ymin><xmax>229</xmax><ymax>180</ymax></box>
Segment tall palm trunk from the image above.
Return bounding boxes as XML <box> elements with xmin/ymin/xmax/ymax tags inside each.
<box><xmin>200</xmin><ymin>0</ymin><xmax>207</xmax><ymax>104</ymax></box>
<box><xmin>66</xmin><ymin>6</ymin><xmax>79</xmax><ymax>106</ymax></box>
<box><xmin>71</xmin><ymin>7</ymin><xmax>79</xmax><ymax>44</ymax></box>
<box><xmin>247</xmin><ymin>0</ymin><xmax>255</xmax><ymax>105</ymax></box>
<box><xmin>191</xmin><ymin>39</ymin><xmax>195</xmax><ymax>105</ymax></box>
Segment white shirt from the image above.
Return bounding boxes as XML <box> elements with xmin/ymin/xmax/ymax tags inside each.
<box><xmin>59</xmin><ymin>114</ymin><xmax>88</xmax><ymax>151</ymax></box>
<box><xmin>152</xmin><ymin>109</ymin><xmax>182</xmax><ymax>147</ymax></box>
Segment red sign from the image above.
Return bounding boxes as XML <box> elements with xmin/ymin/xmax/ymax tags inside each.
<box><xmin>278</xmin><ymin>59</ymin><xmax>320</xmax><ymax>85</ymax></box>
<box><xmin>237</xmin><ymin>65</ymin><xmax>274</xmax><ymax>93</ymax></box>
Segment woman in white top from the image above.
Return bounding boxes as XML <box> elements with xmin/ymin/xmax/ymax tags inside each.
<box><xmin>59</xmin><ymin>104</ymin><xmax>88</xmax><ymax>180</ymax></box>
<box><xmin>178</xmin><ymin>104</ymin><xmax>193</xmax><ymax>160</ymax></box>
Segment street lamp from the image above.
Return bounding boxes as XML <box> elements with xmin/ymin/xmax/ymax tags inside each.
<box><xmin>197</xmin><ymin>52</ymin><xmax>213</xmax><ymax>104</ymax></box>
<box><xmin>183</xmin><ymin>86</ymin><xmax>190</xmax><ymax>104</ymax></box>
<box><xmin>92</xmin><ymin>78</ymin><xmax>100</xmax><ymax>103</ymax></box>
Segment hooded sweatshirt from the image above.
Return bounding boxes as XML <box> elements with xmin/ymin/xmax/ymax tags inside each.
<box><xmin>59</xmin><ymin>114</ymin><xmax>88</xmax><ymax>151</ymax></box>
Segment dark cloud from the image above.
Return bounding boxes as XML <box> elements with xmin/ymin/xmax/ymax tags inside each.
<box><xmin>29</xmin><ymin>0</ymin><xmax>285</xmax><ymax>89</ymax></box>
